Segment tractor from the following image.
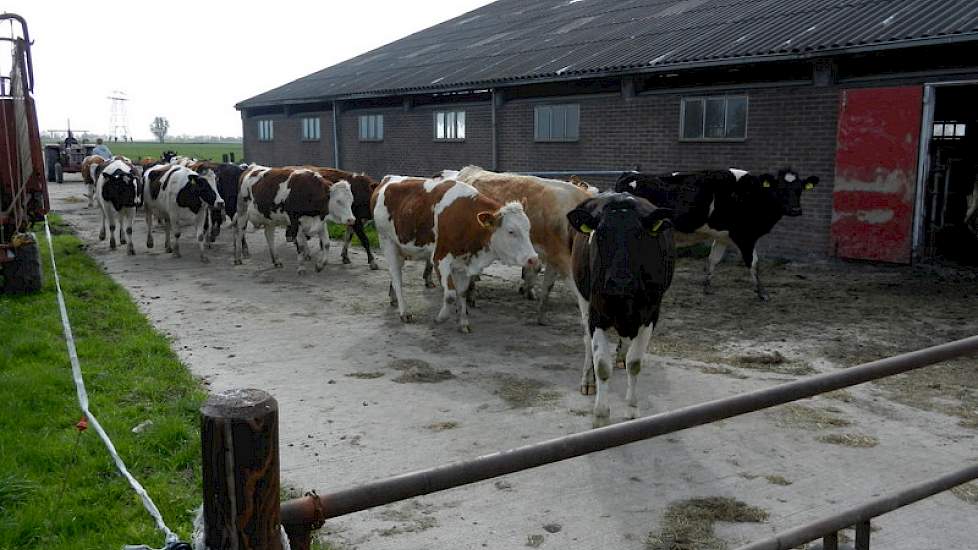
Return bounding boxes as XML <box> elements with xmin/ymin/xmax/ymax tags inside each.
<box><xmin>43</xmin><ymin>126</ymin><xmax>95</xmax><ymax>183</ymax></box>
<box><xmin>0</xmin><ymin>13</ymin><xmax>47</xmax><ymax>294</ymax></box>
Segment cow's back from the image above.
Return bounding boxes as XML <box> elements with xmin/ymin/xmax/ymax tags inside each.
<box><xmin>376</xmin><ymin>178</ymin><xmax>452</xmax><ymax>248</ymax></box>
<box><xmin>617</xmin><ymin>172</ymin><xmax>722</xmax><ymax>234</ymax></box>
<box><xmin>284</xmin><ymin>170</ymin><xmax>330</xmax><ymax>218</ymax></box>
<box><xmin>249</xmin><ymin>168</ymin><xmax>295</xmax><ymax>219</ymax></box>
<box><xmin>433</xmin><ymin>183</ymin><xmax>499</xmax><ymax>261</ymax></box>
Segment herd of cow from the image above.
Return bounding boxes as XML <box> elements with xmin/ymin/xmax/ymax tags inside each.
<box><xmin>77</xmin><ymin>152</ymin><xmax>818</xmax><ymax>424</ymax></box>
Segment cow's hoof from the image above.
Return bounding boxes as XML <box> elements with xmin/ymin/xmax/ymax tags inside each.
<box><xmin>466</xmin><ymin>297</ymin><xmax>476</xmax><ymax>308</ymax></box>
<box><xmin>460</xmin><ymin>324</ymin><xmax>472</xmax><ymax>334</ymax></box>
<box><xmin>242</xmin><ymin>251</ymin><xmax>251</xmax><ymax>259</ymax></box>
<box><xmin>173</xmin><ymin>252</ymin><xmax>181</xmax><ymax>258</ymax></box>
<box><xmin>165</xmin><ymin>246</ymin><xmax>173</xmax><ymax>253</ymax></box>
<box><xmin>757</xmin><ymin>292</ymin><xmax>770</xmax><ymax>302</ymax></box>
<box><xmin>234</xmin><ymin>259</ymin><xmax>243</xmax><ymax>266</ymax></box>
<box><xmin>342</xmin><ymin>256</ymin><xmax>351</xmax><ymax>265</ymax></box>
<box><xmin>369</xmin><ymin>261</ymin><xmax>379</xmax><ymax>271</ymax></box>
<box><xmin>200</xmin><ymin>255</ymin><xmax>210</xmax><ymax>264</ymax></box>
<box><xmin>425</xmin><ymin>281</ymin><xmax>437</xmax><ymax>289</ymax></box>
<box><xmin>315</xmin><ymin>264</ymin><xmax>325</xmax><ymax>273</ymax></box>
<box><xmin>274</xmin><ymin>262</ymin><xmax>283</xmax><ymax>268</ymax></box>
<box><xmin>146</xmin><ymin>240</ymin><xmax>154</xmax><ymax>249</ymax></box>
<box><xmin>98</xmin><ymin>230</ymin><xmax>106</xmax><ymax>241</ymax></box>
<box><xmin>592</xmin><ymin>415</ymin><xmax>611</xmax><ymax>429</ymax></box>
<box><xmin>518</xmin><ymin>285</ymin><xmax>526</xmax><ymax>295</ymax></box>
<box><xmin>110</xmin><ymin>242</ymin><xmax>117</xmax><ymax>250</ymax></box>
<box><xmin>580</xmin><ymin>384</ymin><xmax>596</xmax><ymax>396</ymax></box>
<box><xmin>399</xmin><ymin>313</ymin><xmax>413</xmax><ymax>323</ymax></box>
<box><xmin>626</xmin><ymin>405</ymin><xmax>640</xmax><ymax>420</ymax></box>
<box><xmin>525</xmin><ymin>289</ymin><xmax>537</xmax><ymax>301</ymax></box>
<box><xmin>127</xmin><ymin>248</ymin><xmax>135</xmax><ymax>256</ymax></box>
<box><xmin>702</xmin><ymin>283</ymin><xmax>715</xmax><ymax>295</ymax></box>
<box><xmin>297</xmin><ymin>268</ymin><xmax>307</xmax><ymax>275</ymax></box>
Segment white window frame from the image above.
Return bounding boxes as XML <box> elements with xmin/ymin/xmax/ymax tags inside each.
<box><xmin>358</xmin><ymin>114</ymin><xmax>384</xmax><ymax>142</ymax></box>
<box><xmin>534</xmin><ymin>104</ymin><xmax>580</xmax><ymax>142</ymax></box>
<box><xmin>680</xmin><ymin>95</ymin><xmax>749</xmax><ymax>141</ymax></box>
<box><xmin>258</xmin><ymin>119</ymin><xmax>274</xmax><ymax>142</ymax></box>
<box><xmin>301</xmin><ymin>117</ymin><xmax>321</xmax><ymax>141</ymax></box>
<box><xmin>434</xmin><ymin>110</ymin><xmax>466</xmax><ymax>141</ymax></box>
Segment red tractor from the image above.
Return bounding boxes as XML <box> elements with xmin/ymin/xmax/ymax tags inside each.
<box><xmin>0</xmin><ymin>14</ymin><xmax>47</xmax><ymax>294</ymax></box>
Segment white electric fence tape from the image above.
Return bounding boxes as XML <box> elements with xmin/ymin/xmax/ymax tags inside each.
<box><xmin>43</xmin><ymin>216</ymin><xmax>180</xmax><ymax>550</ymax></box>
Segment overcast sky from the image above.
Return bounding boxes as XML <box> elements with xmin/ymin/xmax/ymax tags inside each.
<box><xmin>4</xmin><ymin>0</ymin><xmax>494</xmax><ymax>140</ymax></box>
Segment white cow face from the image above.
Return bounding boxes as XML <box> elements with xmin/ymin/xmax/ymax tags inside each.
<box><xmin>198</xmin><ymin>168</ymin><xmax>225</xmax><ymax>210</ymax></box>
<box><xmin>328</xmin><ymin>180</ymin><xmax>356</xmax><ymax>226</ymax></box>
<box><xmin>483</xmin><ymin>201</ymin><xmax>538</xmax><ymax>269</ymax></box>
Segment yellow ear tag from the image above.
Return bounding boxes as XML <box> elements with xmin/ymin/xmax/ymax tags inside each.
<box><xmin>648</xmin><ymin>219</ymin><xmax>664</xmax><ymax>236</ymax></box>
<box><xmin>804</xmin><ymin>182</ymin><xmax>815</xmax><ymax>190</ymax></box>
<box><xmin>580</xmin><ymin>224</ymin><xmax>593</xmax><ymax>234</ymax></box>
<box><xmin>762</xmin><ymin>180</ymin><xmax>771</xmax><ymax>188</ymax></box>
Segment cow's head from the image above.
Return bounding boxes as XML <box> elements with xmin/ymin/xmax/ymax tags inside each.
<box><xmin>194</xmin><ymin>168</ymin><xmax>225</xmax><ymax>210</ymax></box>
<box><xmin>568</xmin><ymin>193</ymin><xmax>673</xmax><ymax>297</ymax></box>
<box><xmin>162</xmin><ymin>150</ymin><xmax>177</xmax><ymax>162</ymax></box>
<box><xmin>347</xmin><ymin>174</ymin><xmax>378</xmax><ymax>222</ymax></box>
<box><xmin>327</xmin><ymin>180</ymin><xmax>357</xmax><ymax>226</ymax></box>
<box><xmin>102</xmin><ymin>168</ymin><xmax>140</xmax><ymax>208</ymax></box>
<box><xmin>478</xmin><ymin>200</ymin><xmax>539</xmax><ymax>270</ymax></box>
<box><xmin>755</xmin><ymin>169</ymin><xmax>819</xmax><ymax>217</ymax></box>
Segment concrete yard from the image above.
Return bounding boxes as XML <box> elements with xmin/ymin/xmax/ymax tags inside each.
<box><xmin>50</xmin><ymin>179</ymin><xmax>978</xmax><ymax>549</ymax></box>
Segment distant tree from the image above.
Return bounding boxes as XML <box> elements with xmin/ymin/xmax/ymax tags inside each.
<box><xmin>150</xmin><ymin>117</ymin><xmax>169</xmax><ymax>143</ymax></box>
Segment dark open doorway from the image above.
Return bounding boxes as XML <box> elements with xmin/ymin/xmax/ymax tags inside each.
<box><xmin>922</xmin><ymin>84</ymin><xmax>978</xmax><ymax>265</ymax></box>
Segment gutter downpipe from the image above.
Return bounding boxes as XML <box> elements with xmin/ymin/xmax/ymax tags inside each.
<box><xmin>491</xmin><ymin>89</ymin><xmax>498</xmax><ymax>171</ymax></box>
<box><xmin>332</xmin><ymin>100</ymin><xmax>341</xmax><ymax>170</ymax></box>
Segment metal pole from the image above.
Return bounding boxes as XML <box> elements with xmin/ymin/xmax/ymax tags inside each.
<box><xmin>281</xmin><ymin>336</ymin><xmax>978</xmax><ymax>530</ymax></box>
<box><xmin>331</xmin><ymin>101</ymin><xmax>341</xmax><ymax>170</ymax></box>
<box><xmin>490</xmin><ymin>89</ymin><xmax>498</xmax><ymax>171</ymax></box>
<box><xmin>734</xmin><ymin>462</ymin><xmax>978</xmax><ymax>550</ymax></box>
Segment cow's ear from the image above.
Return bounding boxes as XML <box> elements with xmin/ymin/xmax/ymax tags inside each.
<box><xmin>758</xmin><ymin>173</ymin><xmax>775</xmax><ymax>188</ymax></box>
<box><xmin>642</xmin><ymin>207</ymin><xmax>673</xmax><ymax>235</ymax></box>
<box><xmin>803</xmin><ymin>175</ymin><xmax>819</xmax><ymax>191</ymax></box>
<box><xmin>567</xmin><ymin>207</ymin><xmax>597</xmax><ymax>234</ymax></box>
<box><xmin>476</xmin><ymin>211</ymin><xmax>496</xmax><ymax>228</ymax></box>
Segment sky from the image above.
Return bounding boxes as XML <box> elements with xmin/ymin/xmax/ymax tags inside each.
<box><xmin>4</xmin><ymin>0</ymin><xmax>495</xmax><ymax>140</ymax></box>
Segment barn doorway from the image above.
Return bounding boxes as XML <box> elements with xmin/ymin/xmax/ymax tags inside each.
<box><xmin>917</xmin><ymin>83</ymin><xmax>978</xmax><ymax>265</ymax></box>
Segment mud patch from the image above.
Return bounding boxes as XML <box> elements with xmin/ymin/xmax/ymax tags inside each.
<box><xmin>875</xmin><ymin>365</ymin><xmax>978</xmax><ymax>428</ymax></box>
<box><xmin>764</xmin><ymin>475</ymin><xmax>792</xmax><ymax>486</ymax></box>
<box><xmin>645</xmin><ymin>496</ymin><xmax>768</xmax><ymax>550</ymax></box>
<box><xmin>346</xmin><ymin>371</ymin><xmax>385</xmax><ymax>379</ymax></box>
<box><xmin>490</xmin><ymin>373</ymin><xmax>561</xmax><ymax>408</ymax></box>
<box><xmin>376</xmin><ymin>501</ymin><xmax>438</xmax><ymax>537</ymax></box>
<box><xmin>699</xmin><ymin>365</ymin><xmax>748</xmax><ymax>379</ymax></box>
<box><xmin>388</xmin><ymin>359</ymin><xmax>455</xmax><ymax>384</ymax></box>
<box><xmin>729</xmin><ymin>350</ymin><xmax>817</xmax><ymax>376</ymax></box>
<box><xmin>772</xmin><ymin>404</ymin><xmax>851</xmax><ymax>430</ymax></box>
<box><xmin>425</xmin><ymin>421</ymin><xmax>458</xmax><ymax>431</ymax></box>
<box><xmin>951</xmin><ymin>483</ymin><xmax>978</xmax><ymax>504</ymax></box>
<box><xmin>816</xmin><ymin>433</ymin><xmax>879</xmax><ymax>448</ymax></box>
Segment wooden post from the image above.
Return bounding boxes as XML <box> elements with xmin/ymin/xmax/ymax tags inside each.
<box><xmin>201</xmin><ymin>388</ymin><xmax>282</xmax><ymax>549</ymax></box>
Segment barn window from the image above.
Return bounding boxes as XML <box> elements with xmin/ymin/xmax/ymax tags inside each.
<box><xmin>301</xmin><ymin>117</ymin><xmax>320</xmax><ymax>141</ymax></box>
<box><xmin>534</xmin><ymin>104</ymin><xmax>580</xmax><ymax>142</ymax></box>
<box><xmin>258</xmin><ymin>119</ymin><xmax>274</xmax><ymax>142</ymax></box>
<box><xmin>434</xmin><ymin>110</ymin><xmax>466</xmax><ymax>141</ymax></box>
<box><xmin>359</xmin><ymin>114</ymin><xmax>384</xmax><ymax>141</ymax></box>
<box><xmin>681</xmin><ymin>96</ymin><xmax>748</xmax><ymax>140</ymax></box>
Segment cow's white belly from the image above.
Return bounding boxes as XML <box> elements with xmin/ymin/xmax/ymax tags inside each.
<box><xmin>674</xmin><ymin>225</ymin><xmax>732</xmax><ymax>247</ymax></box>
<box><xmin>396</xmin><ymin>240</ymin><xmax>433</xmax><ymax>261</ymax></box>
<box><xmin>246</xmin><ymin>204</ymin><xmax>289</xmax><ymax>227</ymax></box>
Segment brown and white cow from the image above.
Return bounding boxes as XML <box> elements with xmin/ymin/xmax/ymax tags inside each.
<box><xmin>372</xmin><ymin>174</ymin><xmax>539</xmax><ymax>333</ymax></box>
<box><xmin>95</xmin><ymin>158</ymin><xmax>141</xmax><ymax>255</ymax></box>
<box><xmin>456</xmin><ymin>166</ymin><xmax>594</xmax><ymax>324</ymax></box>
<box><xmin>233</xmin><ymin>167</ymin><xmax>355</xmax><ymax>273</ymax></box>
<box><xmin>80</xmin><ymin>155</ymin><xmax>107</xmax><ymax>208</ymax></box>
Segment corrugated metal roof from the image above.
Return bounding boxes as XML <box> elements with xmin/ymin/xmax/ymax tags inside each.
<box><xmin>237</xmin><ymin>0</ymin><xmax>978</xmax><ymax>109</ymax></box>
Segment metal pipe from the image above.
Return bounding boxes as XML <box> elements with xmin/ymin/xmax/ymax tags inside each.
<box><xmin>733</xmin><ymin>462</ymin><xmax>978</xmax><ymax>550</ymax></box>
<box><xmin>331</xmin><ymin>101</ymin><xmax>341</xmax><ymax>169</ymax></box>
<box><xmin>281</xmin><ymin>335</ymin><xmax>978</xmax><ymax>526</ymax></box>
<box><xmin>490</xmin><ymin>89</ymin><xmax>498</xmax><ymax>171</ymax></box>
<box><xmin>523</xmin><ymin>170</ymin><xmax>629</xmax><ymax>177</ymax></box>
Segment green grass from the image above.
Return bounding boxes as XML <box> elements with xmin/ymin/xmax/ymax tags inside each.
<box><xmin>0</xmin><ymin>217</ymin><xmax>204</xmax><ymax>548</ymax></box>
<box><xmin>327</xmin><ymin>222</ymin><xmax>380</xmax><ymax>249</ymax></box>
<box><xmin>45</xmin><ymin>141</ymin><xmax>243</xmax><ymax>162</ymax></box>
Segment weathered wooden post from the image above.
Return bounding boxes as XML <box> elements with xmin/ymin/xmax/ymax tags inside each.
<box><xmin>201</xmin><ymin>388</ymin><xmax>282</xmax><ymax>549</ymax></box>
<box><xmin>222</xmin><ymin>153</ymin><xmax>229</xmax><ymax>163</ymax></box>
<box><xmin>230</xmin><ymin>152</ymin><xmax>235</xmax><ymax>163</ymax></box>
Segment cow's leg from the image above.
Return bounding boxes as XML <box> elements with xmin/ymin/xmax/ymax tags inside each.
<box><xmin>172</xmin><ymin>223</ymin><xmax>182</xmax><ymax>258</ymax></box>
<box><xmin>108</xmin><ymin>209</ymin><xmax>118</xmax><ymax>250</ymax></box>
<box><xmin>125</xmin><ymin>208</ymin><xmax>135</xmax><ymax>256</ymax></box>
<box><xmin>624</xmin><ymin>323</ymin><xmax>654</xmax><ymax>420</ymax></box>
<box><xmin>703</xmin><ymin>240</ymin><xmax>727</xmax><ymax>294</ymax></box>
<box><xmin>264</xmin><ymin>225</ymin><xmax>281</xmax><ymax>268</ymax></box>
<box><xmin>86</xmin><ymin>183</ymin><xmax>95</xmax><ymax>208</ymax></box>
<box><xmin>356</xmin><ymin>221</ymin><xmax>378</xmax><ymax>270</ymax></box>
<box><xmin>536</xmin><ymin>265</ymin><xmax>561</xmax><ymax>325</ymax></box>
<box><xmin>119</xmin><ymin>210</ymin><xmax>128</xmax><ymax>245</ymax></box>
<box><xmin>750</xmin><ymin>249</ymin><xmax>768</xmax><ymax>301</ymax></box>
<box><xmin>573</xmin><ymin>289</ymin><xmax>595</xmax><ymax>396</ymax></box>
<box><xmin>341</xmin><ymin>225</ymin><xmax>354</xmax><ymax>265</ymax></box>
<box><xmin>196</xmin><ymin>212</ymin><xmax>210</xmax><ymax>263</ymax></box>
<box><xmin>232</xmin><ymin>216</ymin><xmax>242</xmax><ymax>265</ymax></box>
<box><xmin>314</xmin><ymin>221</ymin><xmax>330</xmax><ymax>273</ymax></box>
<box><xmin>591</xmin><ymin>327</ymin><xmax>613</xmax><ymax>427</ymax></box>
<box><xmin>145</xmin><ymin>207</ymin><xmax>155</xmax><ymax>248</ymax></box>
<box><xmin>295</xmin><ymin>227</ymin><xmax>310</xmax><ymax>274</ymax></box>
<box><xmin>615</xmin><ymin>337</ymin><xmax>630</xmax><ymax>369</ymax></box>
<box><xmin>163</xmin><ymin>218</ymin><xmax>172</xmax><ymax>253</ymax></box>
<box><xmin>435</xmin><ymin>257</ymin><xmax>460</xmax><ymax>326</ymax></box>
<box><xmin>453</xmin><ymin>268</ymin><xmax>473</xmax><ymax>333</ymax></box>
<box><xmin>382</xmin><ymin>240</ymin><xmax>410</xmax><ymax>322</ymax></box>
<box><xmin>422</xmin><ymin>258</ymin><xmax>436</xmax><ymax>288</ymax></box>
<box><xmin>98</xmin><ymin>206</ymin><xmax>107</xmax><ymax>241</ymax></box>
<box><xmin>519</xmin><ymin>263</ymin><xmax>542</xmax><ymax>300</ymax></box>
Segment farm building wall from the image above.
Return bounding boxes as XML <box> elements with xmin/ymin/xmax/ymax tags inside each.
<box><xmin>242</xmin><ymin>85</ymin><xmax>839</xmax><ymax>259</ymax></box>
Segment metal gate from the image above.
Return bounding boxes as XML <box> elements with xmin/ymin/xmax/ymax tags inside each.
<box><xmin>831</xmin><ymin>86</ymin><xmax>923</xmax><ymax>264</ymax></box>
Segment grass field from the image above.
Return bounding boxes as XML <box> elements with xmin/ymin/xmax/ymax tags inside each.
<box><xmin>0</xmin><ymin>217</ymin><xmax>204</xmax><ymax>548</ymax></box>
<box><xmin>45</xmin><ymin>141</ymin><xmax>244</xmax><ymax>162</ymax></box>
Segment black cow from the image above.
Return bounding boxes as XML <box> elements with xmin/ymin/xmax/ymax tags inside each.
<box><xmin>615</xmin><ymin>168</ymin><xmax>818</xmax><ymax>300</ymax></box>
<box><xmin>567</xmin><ymin>193</ymin><xmax>675</xmax><ymax>427</ymax></box>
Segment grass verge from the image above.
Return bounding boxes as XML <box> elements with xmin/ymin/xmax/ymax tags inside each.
<box><xmin>0</xmin><ymin>216</ymin><xmax>204</xmax><ymax>548</ymax></box>
<box><xmin>327</xmin><ymin>221</ymin><xmax>380</xmax><ymax>249</ymax></box>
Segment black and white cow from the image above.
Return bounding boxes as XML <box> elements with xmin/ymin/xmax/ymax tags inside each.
<box><xmin>150</xmin><ymin>165</ymin><xmax>224</xmax><ymax>262</ymax></box>
<box><xmin>95</xmin><ymin>158</ymin><xmax>141</xmax><ymax>255</ymax></box>
<box><xmin>567</xmin><ymin>193</ymin><xmax>675</xmax><ymax>426</ymax></box>
<box><xmin>615</xmin><ymin>168</ymin><xmax>818</xmax><ymax>300</ymax></box>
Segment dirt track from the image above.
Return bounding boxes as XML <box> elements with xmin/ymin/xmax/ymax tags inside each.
<box><xmin>50</xmin><ymin>179</ymin><xmax>978</xmax><ymax>550</ymax></box>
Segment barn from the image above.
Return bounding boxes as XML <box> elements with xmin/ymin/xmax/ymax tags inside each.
<box><xmin>236</xmin><ymin>0</ymin><xmax>978</xmax><ymax>262</ymax></box>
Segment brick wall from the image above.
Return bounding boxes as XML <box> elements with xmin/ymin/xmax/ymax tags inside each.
<box><xmin>242</xmin><ymin>85</ymin><xmax>841</xmax><ymax>259</ymax></box>
<box><xmin>242</xmin><ymin>111</ymin><xmax>335</xmax><ymax>167</ymax></box>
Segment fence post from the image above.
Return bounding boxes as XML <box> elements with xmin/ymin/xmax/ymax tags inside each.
<box><xmin>230</xmin><ymin>152</ymin><xmax>235</xmax><ymax>163</ymax></box>
<box><xmin>222</xmin><ymin>153</ymin><xmax>229</xmax><ymax>163</ymax></box>
<box><xmin>201</xmin><ymin>388</ymin><xmax>282</xmax><ymax>549</ymax></box>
